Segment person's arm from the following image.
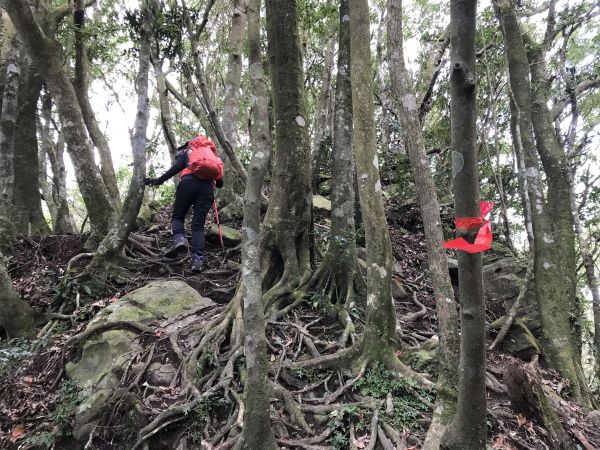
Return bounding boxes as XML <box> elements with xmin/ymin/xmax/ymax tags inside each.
<box><xmin>146</xmin><ymin>151</ymin><xmax>186</xmax><ymax>185</ymax></box>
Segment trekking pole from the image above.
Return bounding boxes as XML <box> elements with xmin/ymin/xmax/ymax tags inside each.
<box><xmin>213</xmin><ymin>200</ymin><xmax>224</xmax><ymax>247</ymax></box>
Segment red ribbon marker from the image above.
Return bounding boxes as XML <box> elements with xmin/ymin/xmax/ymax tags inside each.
<box><xmin>443</xmin><ymin>201</ymin><xmax>494</xmax><ymax>254</ymax></box>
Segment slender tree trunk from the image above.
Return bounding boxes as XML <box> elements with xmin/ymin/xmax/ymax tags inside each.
<box><xmin>38</xmin><ymin>134</ymin><xmax>58</xmax><ymax>226</ymax></box>
<box><xmin>349</xmin><ymin>0</ymin><xmax>396</xmax><ymax>360</ymax></box>
<box><xmin>238</xmin><ymin>0</ymin><xmax>277</xmax><ymax>446</ymax></box>
<box><xmin>440</xmin><ymin>0</ymin><xmax>486</xmax><ymax>448</ymax></box>
<box><xmin>40</xmin><ymin>94</ymin><xmax>75</xmax><ymax>234</ymax></box>
<box><xmin>87</xmin><ymin>0</ymin><xmax>151</xmax><ymax>268</ymax></box>
<box><xmin>3</xmin><ymin>0</ymin><xmax>115</xmax><ymax>247</ymax></box>
<box><xmin>303</xmin><ymin>0</ymin><xmax>359</xmax><ymax>348</ymax></box>
<box><xmin>494</xmin><ymin>0</ymin><xmax>589</xmax><ymax>406</ymax></box>
<box><xmin>310</xmin><ymin>32</ymin><xmax>335</xmax><ymax>194</ymax></box>
<box><xmin>219</xmin><ymin>0</ymin><xmax>247</xmax><ymax>203</ymax></box>
<box><xmin>387</xmin><ymin>1</ymin><xmax>459</xmax><ymax>447</ymax></box>
<box><xmin>12</xmin><ymin>53</ymin><xmax>49</xmax><ymax>234</ymax></box>
<box><xmin>0</xmin><ymin>34</ymin><xmax>19</xmax><ymax>240</ymax></box>
<box><xmin>376</xmin><ymin>7</ymin><xmax>391</xmax><ymax>166</ymax></box>
<box><xmin>261</xmin><ymin>0</ymin><xmax>312</xmax><ymax>305</ymax></box>
<box><xmin>73</xmin><ymin>0</ymin><xmax>121</xmax><ymax>207</ymax></box>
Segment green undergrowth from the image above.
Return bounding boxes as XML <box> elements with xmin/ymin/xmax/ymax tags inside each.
<box><xmin>184</xmin><ymin>394</ymin><xmax>228</xmax><ymax>443</ymax></box>
<box><xmin>327</xmin><ymin>363</ymin><xmax>433</xmax><ymax>448</ymax></box>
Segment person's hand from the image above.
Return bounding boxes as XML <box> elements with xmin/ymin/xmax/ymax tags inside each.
<box><xmin>144</xmin><ymin>177</ymin><xmax>161</xmax><ymax>186</ymax></box>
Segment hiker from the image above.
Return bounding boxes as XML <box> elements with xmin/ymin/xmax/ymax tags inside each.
<box><xmin>145</xmin><ymin>136</ymin><xmax>224</xmax><ymax>272</ymax></box>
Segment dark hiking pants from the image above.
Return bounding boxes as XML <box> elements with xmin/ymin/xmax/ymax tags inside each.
<box><xmin>171</xmin><ymin>175</ymin><xmax>214</xmax><ymax>256</ymax></box>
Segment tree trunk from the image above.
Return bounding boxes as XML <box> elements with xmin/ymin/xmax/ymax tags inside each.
<box><xmin>494</xmin><ymin>0</ymin><xmax>589</xmax><ymax>407</ymax></box>
<box><xmin>12</xmin><ymin>52</ymin><xmax>49</xmax><ymax>234</ymax></box>
<box><xmin>151</xmin><ymin>58</ymin><xmax>177</xmax><ymax>163</ymax></box>
<box><xmin>349</xmin><ymin>0</ymin><xmax>396</xmax><ymax>359</ymax></box>
<box><xmin>261</xmin><ymin>0</ymin><xmax>312</xmax><ymax>305</ymax></box>
<box><xmin>73</xmin><ymin>0</ymin><xmax>121</xmax><ymax>207</ymax></box>
<box><xmin>219</xmin><ymin>0</ymin><xmax>247</xmax><ymax>203</ymax></box>
<box><xmin>40</xmin><ymin>93</ymin><xmax>75</xmax><ymax>234</ymax></box>
<box><xmin>387</xmin><ymin>0</ymin><xmax>459</xmax><ymax>447</ymax></box>
<box><xmin>440</xmin><ymin>0</ymin><xmax>486</xmax><ymax>448</ymax></box>
<box><xmin>87</xmin><ymin>0</ymin><xmax>151</xmax><ymax>268</ymax></box>
<box><xmin>238</xmin><ymin>0</ymin><xmax>277</xmax><ymax>446</ymax></box>
<box><xmin>3</xmin><ymin>0</ymin><xmax>115</xmax><ymax>247</ymax></box>
<box><xmin>0</xmin><ymin>251</ymin><xmax>34</xmax><ymax>338</ymax></box>
<box><xmin>0</xmin><ymin>34</ymin><xmax>19</xmax><ymax>240</ymax></box>
<box><xmin>310</xmin><ymin>32</ymin><xmax>335</xmax><ymax>194</ymax></box>
<box><xmin>0</xmin><ymin>38</ymin><xmax>35</xmax><ymax>338</ymax></box>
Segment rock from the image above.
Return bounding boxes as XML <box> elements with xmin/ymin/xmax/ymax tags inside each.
<box><xmin>483</xmin><ymin>257</ymin><xmax>541</xmax><ymax>333</ymax></box>
<box><xmin>312</xmin><ymin>195</ymin><xmax>331</xmax><ymax>212</ymax></box>
<box><xmin>136</xmin><ymin>200</ymin><xmax>160</xmax><ymax>228</ymax></box>
<box><xmin>587</xmin><ymin>410</ymin><xmax>600</xmax><ymax>428</ymax></box>
<box><xmin>489</xmin><ymin>317</ymin><xmax>541</xmax><ymax>361</ymax></box>
<box><xmin>399</xmin><ymin>336</ymin><xmax>438</xmax><ymax>372</ymax></box>
<box><xmin>206</xmin><ymin>224</ymin><xmax>242</xmax><ymax>247</ymax></box>
<box><xmin>147</xmin><ymin>362</ymin><xmax>177</xmax><ymax>387</ymax></box>
<box><xmin>218</xmin><ymin>200</ymin><xmax>244</xmax><ymax>223</ymax></box>
<box><xmin>391</xmin><ymin>279</ymin><xmax>407</xmax><ymax>300</ymax></box>
<box><xmin>66</xmin><ymin>280</ymin><xmax>214</xmax><ymax>440</ymax></box>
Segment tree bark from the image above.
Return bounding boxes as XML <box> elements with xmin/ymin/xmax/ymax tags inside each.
<box><xmin>2</xmin><ymin>0</ymin><xmax>115</xmax><ymax>247</ymax></box>
<box><xmin>238</xmin><ymin>0</ymin><xmax>277</xmax><ymax>446</ymax></box>
<box><xmin>12</xmin><ymin>51</ymin><xmax>49</xmax><ymax>234</ymax></box>
<box><xmin>440</xmin><ymin>0</ymin><xmax>486</xmax><ymax>448</ymax></box>
<box><xmin>87</xmin><ymin>0</ymin><xmax>151</xmax><ymax>268</ymax></box>
<box><xmin>349</xmin><ymin>0</ymin><xmax>396</xmax><ymax>359</ymax></box>
<box><xmin>494</xmin><ymin>0</ymin><xmax>589</xmax><ymax>407</ymax></box>
<box><xmin>73</xmin><ymin>0</ymin><xmax>121</xmax><ymax>207</ymax></box>
<box><xmin>261</xmin><ymin>0</ymin><xmax>312</xmax><ymax>305</ymax></box>
<box><xmin>0</xmin><ymin>34</ymin><xmax>19</xmax><ymax>240</ymax></box>
<box><xmin>387</xmin><ymin>1</ymin><xmax>459</xmax><ymax>447</ymax></box>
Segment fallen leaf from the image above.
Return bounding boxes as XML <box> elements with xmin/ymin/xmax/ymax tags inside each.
<box><xmin>109</xmin><ymin>296</ymin><xmax>119</xmax><ymax>303</ymax></box>
<box><xmin>23</xmin><ymin>376</ymin><xmax>33</xmax><ymax>383</ymax></box>
<box><xmin>11</xmin><ymin>424</ymin><xmax>25</xmax><ymax>440</ymax></box>
<box><xmin>516</xmin><ymin>414</ymin><xmax>527</xmax><ymax>427</ymax></box>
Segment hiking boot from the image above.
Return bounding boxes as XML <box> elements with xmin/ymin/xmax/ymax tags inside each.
<box><xmin>165</xmin><ymin>234</ymin><xmax>188</xmax><ymax>258</ymax></box>
<box><xmin>190</xmin><ymin>254</ymin><xmax>205</xmax><ymax>273</ymax></box>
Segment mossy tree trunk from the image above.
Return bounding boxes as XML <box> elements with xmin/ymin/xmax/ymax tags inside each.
<box><xmin>238</xmin><ymin>0</ymin><xmax>278</xmax><ymax>446</ymax></box>
<box><xmin>12</xmin><ymin>51</ymin><xmax>49</xmax><ymax>234</ymax></box>
<box><xmin>494</xmin><ymin>0</ymin><xmax>589</xmax><ymax>407</ymax></box>
<box><xmin>2</xmin><ymin>0</ymin><xmax>115</xmax><ymax>247</ymax></box>
<box><xmin>261</xmin><ymin>0</ymin><xmax>312</xmax><ymax>305</ymax></box>
<box><xmin>0</xmin><ymin>34</ymin><xmax>19</xmax><ymax>240</ymax></box>
<box><xmin>303</xmin><ymin>0</ymin><xmax>360</xmax><ymax>348</ymax></box>
<box><xmin>349</xmin><ymin>0</ymin><xmax>396</xmax><ymax>361</ymax></box>
<box><xmin>0</xmin><ymin>44</ymin><xmax>35</xmax><ymax>336</ymax></box>
<box><xmin>387</xmin><ymin>0</ymin><xmax>459</xmax><ymax>446</ymax></box>
<box><xmin>86</xmin><ymin>0</ymin><xmax>152</xmax><ymax>269</ymax></box>
<box><xmin>440</xmin><ymin>0</ymin><xmax>486</xmax><ymax>448</ymax></box>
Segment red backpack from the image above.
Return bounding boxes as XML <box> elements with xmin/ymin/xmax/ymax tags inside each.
<box><xmin>181</xmin><ymin>136</ymin><xmax>224</xmax><ymax>181</ymax></box>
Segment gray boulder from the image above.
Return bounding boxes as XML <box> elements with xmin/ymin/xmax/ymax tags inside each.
<box><xmin>66</xmin><ymin>280</ymin><xmax>214</xmax><ymax>440</ymax></box>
